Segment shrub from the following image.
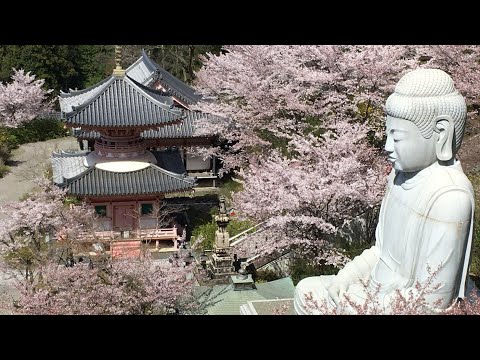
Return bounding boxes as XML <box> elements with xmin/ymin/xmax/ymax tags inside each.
<box><xmin>0</xmin><ymin>159</ymin><xmax>8</xmax><ymax>178</ymax></box>
<box><xmin>0</xmin><ymin>128</ymin><xmax>17</xmax><ymax>159</ymax></box>
<box><xmin>218</xmin><ymin>177</ymin><xmax>243</xmax><ymax>201</ymax></box>
<box><xmin>288</xmin><ymin>253</ymin><xmax>338</xmax><ymax>286</ymax></box>
<box><xmin>8</xmin><ymin>117</ymin><xmax>67</xmax><ymax>145</ymax></box>
<box><xmin>226</xmin><ymin>218</ymin><xmax>254</xmax><ymax>237</ymax></box>
<box><xmin>256</xmin><ymin>268</ymin><xmax>283</xmax><ymax>283</ymax></box>
<box><xmin>192</xmin><ymin>216</ymin><xmax>255</xmax><ymax>252</ymax></box>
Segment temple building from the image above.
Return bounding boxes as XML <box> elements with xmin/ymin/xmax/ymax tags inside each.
<box><xmin>72</xmin><ymin>49</ymin><xmax>218</xmax><ymax>187</ymax></box>
<box><xmin>51</xmin><ymin>48</ymin><xmax>217</xmax><ymax>255</ymax></box>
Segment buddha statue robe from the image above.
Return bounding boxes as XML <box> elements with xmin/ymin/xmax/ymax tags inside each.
<box><xmin>294</xmin><ymin>160</ymin><xmax>474</xmax><ymax>314</ymax></box>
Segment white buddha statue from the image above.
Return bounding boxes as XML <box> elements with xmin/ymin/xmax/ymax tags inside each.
<box><xmin>294</xmin><ymin>68</ymin><xmax>476</xmax><ymax>314</ymax></box>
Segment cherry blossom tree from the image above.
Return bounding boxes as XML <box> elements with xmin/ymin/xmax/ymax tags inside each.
<box><xmin>0</xmin><ymin>179</ymin><xmax>208</xmax><ymax>315</ymax></box>
<box><xmin>9</xmin><ymin>255</ymin><xmax>202</xmax><ymax>315</ymax></box>
<box><xmin>232</xmin><ymin>125</ymin><xmax>385</xmax><ymax>266</ymax></box>
<box><xmin>193</xmin><ymin>46</ymin><xmax>413</xmax><ymax>171</ymax></box>
<box><xmin>0</xmin><ymin>68</ymin><xmax>53</xmax><ymax>128</ymax></box>
<box><xmin>193</xmin><ymin>46</ymin><xmax>408</xmax><ymax>264</ymax></box>
<box><xmin>0</xmin><ymin>177</ymin><xmax>97</xmax><ymax>282</ymax></box>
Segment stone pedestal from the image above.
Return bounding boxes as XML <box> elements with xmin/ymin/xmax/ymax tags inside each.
<box><xmin>204</xmin><ymin>195</ymin><xmax>236</xmax><ymax>283</ymax></box>
<box><xmin>207</xmin><ymin>251</ymin><xmax>236</xmax><ymax>281</ymax></box>
<box><xmin>215</xmin><ymin>229</ymin><xmax>229</xmax><ymax>249</ymax></box>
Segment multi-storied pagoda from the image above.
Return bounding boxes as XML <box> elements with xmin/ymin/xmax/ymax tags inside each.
<box><xmin>73</xmin><ymin>49</ymin><xmax>218</xmax><ymax>187</ymax></box>
<box><xmin>52</xmin><ymin>48</ymin><xmax>216</xmax><ymax>256</ymax></box>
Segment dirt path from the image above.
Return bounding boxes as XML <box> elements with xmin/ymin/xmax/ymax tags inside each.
<box><xmin>0</xmin><ymin>137</ymin><xmax>78</xmax><ymax>313</ymax></box>
<box><xmin>0</xmin><ymin>137</ymin><xmax>78</xmax><ymax>207</ymax></box>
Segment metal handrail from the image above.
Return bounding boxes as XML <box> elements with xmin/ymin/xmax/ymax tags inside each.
<box><xmin>229</xmin><ymin>221</ymin><xmax>267</xmax><ymax>246</ymax></box>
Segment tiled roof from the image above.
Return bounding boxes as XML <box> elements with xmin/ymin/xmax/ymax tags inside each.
<box><xmin>72</xmin><ymin>110</ymin><xmax>216</xmax><ymax>139</ymax></box>
<box><xmin>58</xmin><ymin>76</ymin><xmax>112</xmax><ymax>113</ymax></box>
<box><xmin>60</xmin><ymin>76</ymin><xmax>184</xmax><ymax>128</ymax></box>
<box><xmin>125</xmin><ymin>52</ymin><xmax>156</xmax><ymax>85</ymax></box>
<box><xmin>63</xmin><ymin>164</ymin><xmax>195</xmax><ymax>197</ymax></box>
<box><xmin>126</xmin><ymin>50</ymin><xmax>202</xmax><ymax>105</ymax></box>
<box><xmin>51</xmin><ymin>150</ymin><xmax>88</xmax><ymax>184</ymax></box>
<box><xmin>197</xmin><ymin>277</ymin><xmax>295</xmax><ymax>315</ymax></box>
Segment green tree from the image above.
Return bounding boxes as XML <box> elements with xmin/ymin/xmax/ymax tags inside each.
<box><xmin>0</xmin><ymin>45</ymin><xmax>115</xmax><ymax>96</ymax></box>
<box><xmin>123</xmin><ymin>45</ymin><xmax>222</xmax><ymax>84</ymax></box>
<box><xmin>0</xmin><ymin>46</ymin><xmax>80</xmax><ymax>92</ymax></box>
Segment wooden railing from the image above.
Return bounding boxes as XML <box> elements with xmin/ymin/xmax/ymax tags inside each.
<box><xmin>95</xmin><ymin>139</ymin><xmax>146</xmax><ymax>154</ymax></box>
<box><xmin>77</xmin><ymin>228</ymin><xmax>179</xmax><ymax>242</ymax></box>
<box><xmin>139</xmin><ymin>228</ymin><xmax>178</xmax><ymax>240</ymax></box>
<box><xmin>76</xmin><ymin>230</ymin><xmax>116</xmax><ymax>242</ymax></box>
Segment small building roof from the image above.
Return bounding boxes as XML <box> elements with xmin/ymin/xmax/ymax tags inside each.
<box><xmin>57</xmin><ymin>162</ymin><xmax>194</xmax><ymax>197</ymax></box>
<box><xmin>51</xmin><ymin>150</ymin><xmax>88</xmax><ymax>184</ymax></box>
<box><xmin>59</xmin><ymin>75</ymin><xmax>184</xmax><ymax>128</ymax></box>
<box><xmin>197</xmin><ymin>277</ymin><xmax>295</xmax><ymax>315</ymax></box>
<box><xmin>51</xmin><ymin>149</ymin><xmax>191</xmax><ymax>197</ymax></box>
<box><xmin>125</xmin><ymin>50</ymin><xmax>202</xmax><ymax>105</ymax></box>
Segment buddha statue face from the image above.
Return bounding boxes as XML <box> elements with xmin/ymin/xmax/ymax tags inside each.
<box><xmin>384</xmin><ymin>68</ymin><xmax>467</xmax><ymax>173</ymax></box>
<box><xmin>385</xmin><ymin>115</ymin><xmax>437</xmax><ymax>172</ymax></box>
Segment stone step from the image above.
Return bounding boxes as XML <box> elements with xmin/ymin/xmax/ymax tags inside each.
<box><xmin>111</xmin><ymin>240</ymin><xmax>141</xmax><ymax>259</ymax></box>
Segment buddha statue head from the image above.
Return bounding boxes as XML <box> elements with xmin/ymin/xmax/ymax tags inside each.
<box><xmin>385</xmin><ymin>68</ymin><xmax>467</xmax><ymax>173</ymax></box>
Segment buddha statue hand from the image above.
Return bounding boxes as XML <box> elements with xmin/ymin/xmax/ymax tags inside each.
<box><xmin>327</xmin><ymin>278</ymin><xmax>349</xmax><ymax>305</ymax></box>
<box><xmin>326</xmin><ymin>246</ymin><xmax>380</xmax><ymax>305</ymax></box>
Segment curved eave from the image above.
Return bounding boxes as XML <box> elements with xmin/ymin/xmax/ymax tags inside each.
<box><xmin>62</xmin><ymin>164</ymin><xmax>196</xmax><ymax>197</ymax></box>
<box><xmin>60</xmin><ymin>76</ymin><xmax>114</xmax><ymax>98</ymax></box>
<box><xmin>125</xmin><ymin>51</ymin><xmax>157</xmax><ymax>85</ymax></box>
<box><xmin>65</xmin><ymin>120</ymin><xmax>185</xmax><ymax>132</ymax></box>
<box><xmin>141</xmin><ymin>49</ymin><xmax>202</xmax><ymax>105</ymax></box>
<box><xmin>59</xmin><ymin>76</ymin><xmax>115</xmax><ymax>113</ymax></box>
<box><xmin>126</xmin><ymin>75</ymin><xmax>173</xmax><ymax>105</ymax></box>
<box><xmin>72</xmin><ymin>110</ymin><xmax>218</xmax><ymax>139</ymax></box>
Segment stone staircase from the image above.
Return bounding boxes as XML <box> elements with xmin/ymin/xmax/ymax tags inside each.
<box><xmin>111</xmin><ymin>240</ymin><xmax>142</xmax><ymax>259</ymax></box>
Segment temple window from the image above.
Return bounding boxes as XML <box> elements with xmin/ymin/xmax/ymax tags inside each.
<box><xmin>95</xmin><ymin>205</ymin><xmax>107</xmax><ymax>217</ymax></box>
<box><xmin>141</xmin><ymin>203</ymin><xmax>153</xmax><ymax>215</ymax></box>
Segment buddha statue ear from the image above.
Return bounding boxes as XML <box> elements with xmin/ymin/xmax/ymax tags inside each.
<box><xmin>434</xmin><ymin>115</ymin><xmax>455</xmax><ymax>161</ymax></box>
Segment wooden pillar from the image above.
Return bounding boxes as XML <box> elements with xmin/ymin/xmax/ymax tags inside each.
<box><xmin>212</xmin><ymin>155</ymin><xmax>217</xmax><ymax>187</ymax></box>
<box><xmin>182</xmin><ymin>147</ymin><xmax>187</xmax><ymax>170</ymax></box>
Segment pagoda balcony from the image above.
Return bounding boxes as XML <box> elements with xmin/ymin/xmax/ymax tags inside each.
<box><xmin>76</xmin><ymin>227</ymin><xmax>181</xmax><ymax>256</ymax></box>
<box><xmin>95</xmin><ymin>139</ymin><xmax>147</xmax><ymax>157</ymax></box>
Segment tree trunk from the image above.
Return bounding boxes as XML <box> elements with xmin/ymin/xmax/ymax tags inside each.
<box><xmin>187</xmin><ymin>45</ymin><xmax>195</xmax><ymax>83</ymax></box>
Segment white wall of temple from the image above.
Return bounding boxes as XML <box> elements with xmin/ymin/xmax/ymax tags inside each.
<box><xmin>140</xmin><ymin>217</ymin><xmax>157</xmax><ymax>229</ymax></box>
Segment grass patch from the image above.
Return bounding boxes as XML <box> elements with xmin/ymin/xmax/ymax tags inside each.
<box><xmin>218</xmin><ymin>176</ymin><xmax>243</xmax><ymax>201</ymax></box>
<box><xmin>6</xmin><ymin>118</ymin><xmax>68</xmax><ymax>145</ymax></box>
<box><xmin>0</xmin><ymin>117</ymin><xmax>68</xmax><ymax>179</ymax></box>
